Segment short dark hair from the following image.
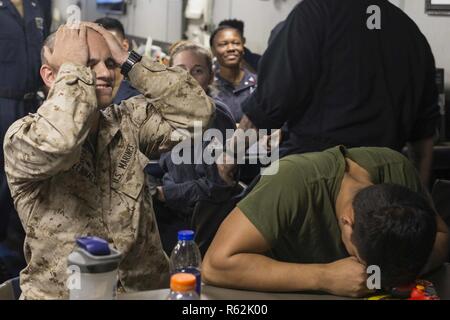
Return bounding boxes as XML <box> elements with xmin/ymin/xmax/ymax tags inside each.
<box><xmin>41</xmin><ymin>32</ymin><xmax>56</xmax><ymax>65</ymax></box>
<box><xmin>352</xmin><ymin>184</ymin><xmax>437</xmax><ymax>289</ymax></box>
<box><xmin>219</xmin><ymin>19</ymin><xmax>245</xmax><ymax>35</ymax></box>
<box><xmin>94</xmin><ymin>17</ymin><xmax>126</xmax><ymax>39</ymax></box>
<box><xmin>209</xmin><ymin>25</ymin><xmax>244</xmax><ymax>49</ymax></box>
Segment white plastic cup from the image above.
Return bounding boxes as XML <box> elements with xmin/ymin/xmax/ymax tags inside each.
<box><xmin>67</xmin><ymin>237</ymin><xmax>122</xmax><ymax>300</ymax></box>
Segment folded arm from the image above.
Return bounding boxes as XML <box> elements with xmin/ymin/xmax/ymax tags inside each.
<box><xmin>124</xmin><ymin>58</ymin><xmax>214</xmax><ymax>156</ymax></box>
<box><xmin>203</xmin><ymin>208</ymin><xmax>370</xmax><ymax>298</ymax></box>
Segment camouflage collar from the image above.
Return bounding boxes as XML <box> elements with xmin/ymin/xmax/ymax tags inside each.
<box><xmin>96</xmin><ymin>108</ymin><xmax>121</xmax><ymax>158</ymax></box>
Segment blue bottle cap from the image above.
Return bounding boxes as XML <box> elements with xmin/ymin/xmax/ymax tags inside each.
<box><xmin>76</xmin><ymin>237</ymin><xmax>111</xmax><ymax>256</ymax></box>
<box><xmin>178</xmin><ymin>230</ymin><xmax>195</xmax><ymax>241</ymax></box>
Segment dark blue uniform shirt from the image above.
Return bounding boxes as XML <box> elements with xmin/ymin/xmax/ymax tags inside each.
<box><xmin>159</xmin><ymin>100</ymin><xmax>236</xmax><ymax>215</ymax></box>
<box><xmin>213</xmin><ymin>68</ymin><xmax>257</xmax><ymax>122</ymax></box>
<box><xmin>0</xmin><ymin>0</ymin><xmax>46</xmax><ymax>281</ymax></box>
<box><xmin>113</xmin><ymin>79</ymin><xmax>139</xmax><ymax>105</ymax></box>
<box><xmin>37</xmin><ymin>0</ymin><xmax>52</xmax><ymax>38</ymax></box>
<box><xmin>0</xmin><ymin>0</ymin><xmax>45</xmax><ymax>97</ymax></box>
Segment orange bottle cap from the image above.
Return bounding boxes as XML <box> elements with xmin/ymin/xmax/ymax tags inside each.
<box><xmin>170</xmin><ymin>273</ymin><xmax>196</xmax><ymax>292</ymax></box>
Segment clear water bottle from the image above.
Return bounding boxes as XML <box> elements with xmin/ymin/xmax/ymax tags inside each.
<box><xmin>170</xmin><ymin>230</ymin><xmax>202</xmax><ymax>296</ymax></box>
<box><xmin>167</xmin><ymin>273</ymin><xmax>200</xmax><ymax>300</ymax></box>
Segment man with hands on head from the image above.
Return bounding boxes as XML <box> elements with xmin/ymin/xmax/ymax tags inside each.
<box><xmin>3</xmin><ymin>22</ymin><xmax>214</xmax><ymax>299</ymax></box>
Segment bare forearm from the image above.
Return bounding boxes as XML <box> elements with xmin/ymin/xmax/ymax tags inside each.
<box><xmin>203</xmin><ymin>253</ymin><xmax>324</xmax><ymax>292</ymax></box>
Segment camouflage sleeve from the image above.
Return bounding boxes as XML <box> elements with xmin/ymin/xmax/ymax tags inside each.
<box><xmin>3</xmin><ymin>63</ymin><xmax>97</xmax><ymax>188</ymax></box>
<box><xmin>126</xmin><ymin>57</ymin><xmax>215</xmax><ymax>156</ymax></box>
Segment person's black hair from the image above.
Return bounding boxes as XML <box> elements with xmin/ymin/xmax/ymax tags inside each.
<box><xmin>352</xmin><ymin>184</ymin><xmax>437</xmax><ymax>289</ymax></box>
<box><xmin>219</xmin><ymin>19</ymin><xmax>245</xmax><ymax>35</ymax></box>
<box><xmin>94</xmin><ymin>17</ymin><xmax>126</xmax><ymax>39</ymax></box>
<box><xmin>209</xmin><ymin>25</ymin><xmax>244</xmax><ymax>48</ymax></box>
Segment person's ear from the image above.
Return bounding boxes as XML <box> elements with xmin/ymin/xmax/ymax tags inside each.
<box><xmin>341</xmin><ymin>215</ymin><xmax>355</xmax><ymax>243</ymax></box>
<box><xmin>122</xmin><ymin>39</ymin><xmax>130</xmax><ymax>52</ymax></box>
<box><xmin>40</xmin><ymin>64</ymin><xmax>57</xmax><ymax>88</ymax></box>
<box><xmin>340</xmin><ymin>212</ymin><xmax>355</xmax><ymax>228</ymax></box>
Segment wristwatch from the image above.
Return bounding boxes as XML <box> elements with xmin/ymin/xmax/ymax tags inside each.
<box><xmin>121</xmin><ymin>50</ymin><xmax>142</xmax><ymax>77</ymax></box>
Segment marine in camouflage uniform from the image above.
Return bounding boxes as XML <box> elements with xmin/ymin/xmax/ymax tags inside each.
<box><xmin>3</xmin><ymin>55</ymin><xmax>214</xmax><ymax>299</ymax></box>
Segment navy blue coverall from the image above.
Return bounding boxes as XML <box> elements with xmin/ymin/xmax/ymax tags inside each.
<box><xmin>0</xmin><ymin>0</ymin><xmax>46</xmax><ymax>282</ymax></box>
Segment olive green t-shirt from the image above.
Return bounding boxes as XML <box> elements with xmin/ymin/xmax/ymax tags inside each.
<box><xmin>237</xmin><ymin>146</ymin><xmax>426</xmax><ymax>264</ymax></box>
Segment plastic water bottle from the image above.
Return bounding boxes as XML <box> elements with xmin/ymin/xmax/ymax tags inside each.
<box><xmin>170</xmin><ymin>230</ymin><xmax>202</xmax><ymax>296</ymax></box>
<box><xmin>167</xmin><ymin>273</ymin><xmax>200</xmax><ymax>300</ymax></box>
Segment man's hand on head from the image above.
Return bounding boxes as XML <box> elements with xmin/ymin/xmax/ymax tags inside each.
<box><xmin>84</xmin><ymin>22</ymin><xmax>129</xmax><ymax>67</ymax></box>
<box><xmin>43</xmin><ymin>24</ymin><xmax>89</xmax><ymax>69</ymax></box>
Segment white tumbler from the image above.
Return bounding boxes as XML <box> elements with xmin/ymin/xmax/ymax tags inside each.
<box><xmin>67</xmin><ymin>237</ymin><xmax>122</xmax><ymax>300</ymax></box>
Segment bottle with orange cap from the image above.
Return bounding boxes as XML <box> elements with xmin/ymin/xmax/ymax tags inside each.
<box><xmin>167</xmin><ymin>273</ymin><xmax>200</xmax><ymax>300</ymax></box>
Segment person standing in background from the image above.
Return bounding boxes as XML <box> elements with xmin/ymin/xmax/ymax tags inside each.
<box><xmin>218</xmin><ymin>0</ymin><xmax>439</xmax><ymax>188</ymax></box>
<box><xmin>0</xmin><ymin>0</ymin><xmax>47</xmax><ymax>284</ymax></box>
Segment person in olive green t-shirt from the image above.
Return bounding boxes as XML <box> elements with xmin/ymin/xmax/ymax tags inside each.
<box><xmin>203</xmin><ymin>146</ymin><xmax>449</xmax><ymax>298</ymax></box>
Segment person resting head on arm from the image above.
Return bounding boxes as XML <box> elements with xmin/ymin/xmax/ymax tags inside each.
<box><xmin>203</xmin><ymin>146</ymin><xmax>449</xmax><ymax>298</ymax></box>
